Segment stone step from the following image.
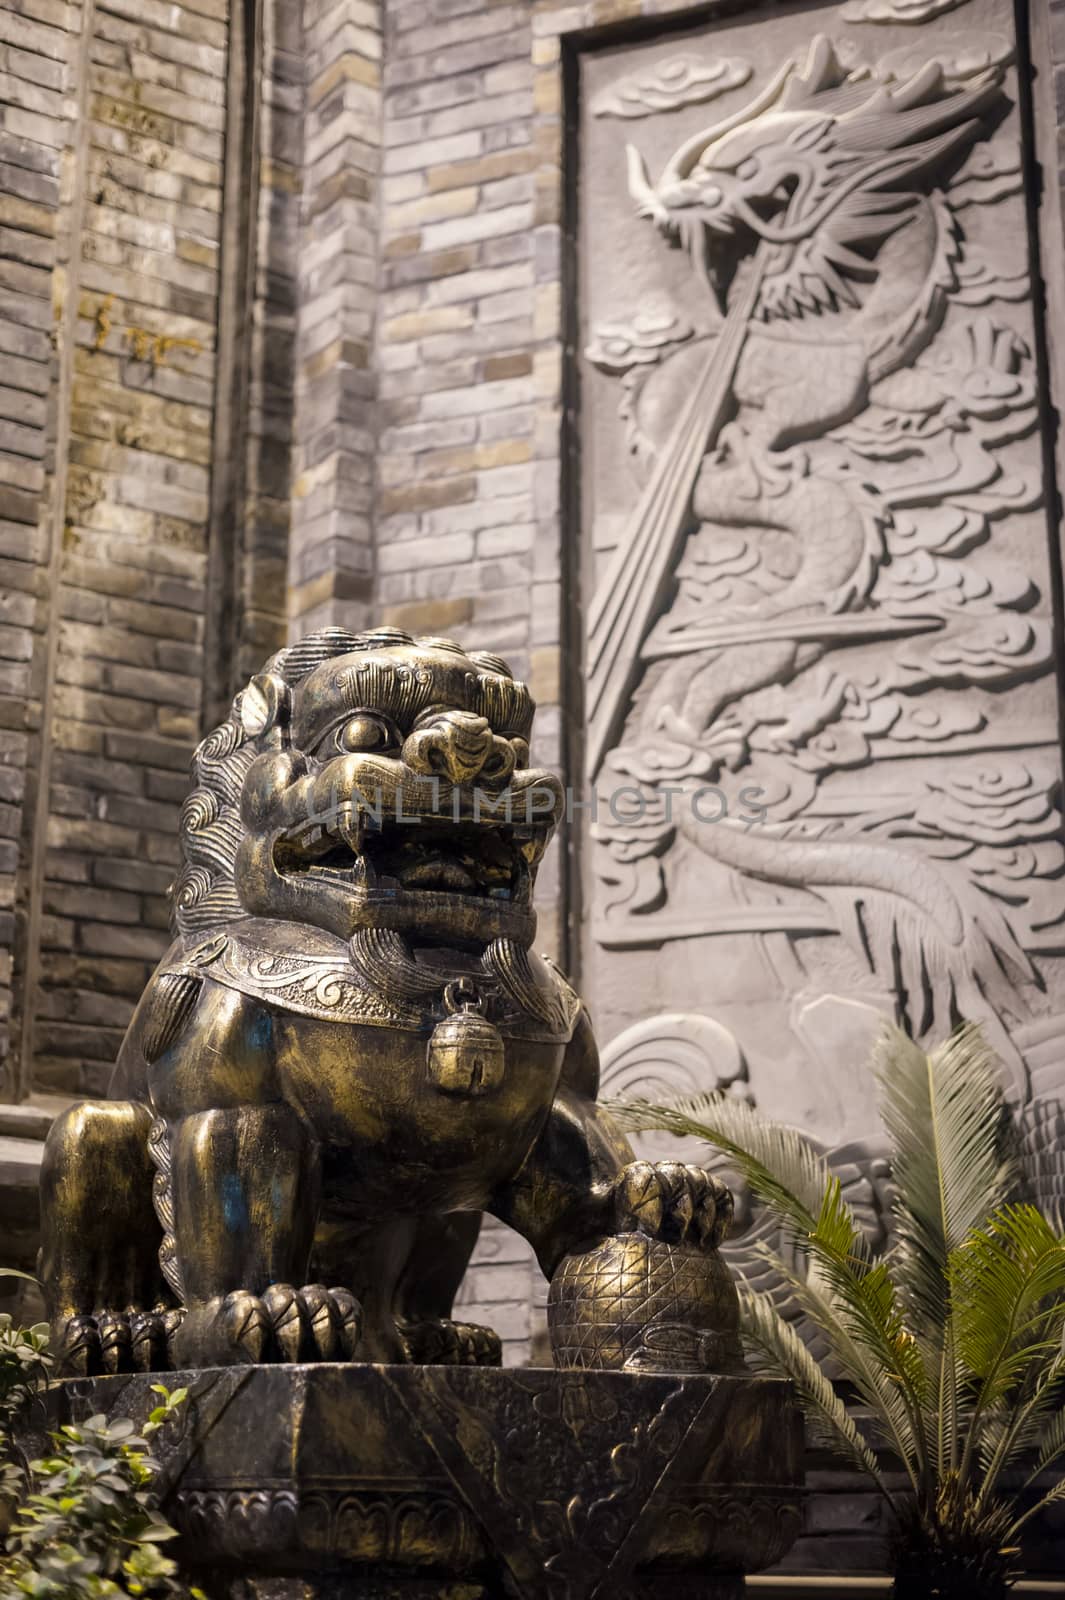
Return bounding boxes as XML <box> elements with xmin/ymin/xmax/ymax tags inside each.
<box><xmin>749</xmin><ymin>1581</ymin><xmax>1065</xmax><ymax>1597</ymax></box>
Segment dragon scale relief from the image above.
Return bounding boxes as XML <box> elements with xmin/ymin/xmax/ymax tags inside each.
<box><xmin>581</xmin><ymin>4</ymin><xmax>1065</xmax><ymax>1179</ymax></box>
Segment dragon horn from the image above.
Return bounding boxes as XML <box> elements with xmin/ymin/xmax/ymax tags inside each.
<box><xmin>659</xmin><ymin>55</ymin><xmax>798</xmax><ymax>185</ymax></box>
<box><xmin>626</xmin><ymin>143</ymin><xmax>662</xmax><ymax>219</ymax></box>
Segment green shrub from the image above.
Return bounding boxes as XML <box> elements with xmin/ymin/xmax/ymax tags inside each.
<box><xmin>0</xmin><ymin>1280</ymin><xmax>199</xmax><ymax>1600</ymax></box>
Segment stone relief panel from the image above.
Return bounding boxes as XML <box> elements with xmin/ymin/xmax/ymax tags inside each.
<box><xmin>577</xmin><ymin>0</ymin><xmax>1065</xmax><ymax>1152</ymax></box>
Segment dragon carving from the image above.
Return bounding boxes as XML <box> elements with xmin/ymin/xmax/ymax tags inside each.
<box><xmin>588</xmin><ymin>36</ymin><xmax>1055</xmax><ymax>1070</ymax></box>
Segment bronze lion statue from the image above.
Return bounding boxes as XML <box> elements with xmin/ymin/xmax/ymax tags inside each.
<box><xmin>40</xmin><ymin>627</ymin><xmax>738</xmax><ymax>1373</ymax></box>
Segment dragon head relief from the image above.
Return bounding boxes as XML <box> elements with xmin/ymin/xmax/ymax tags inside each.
<box><xmin>625</xmin><ymin>35</ymin><xmax>1004</xmax><ymax>317</ymax></box>
<box><xmin>175</xmin><ymin>627</ymin><xmax>563</xmax><ymax>952</ymax></box>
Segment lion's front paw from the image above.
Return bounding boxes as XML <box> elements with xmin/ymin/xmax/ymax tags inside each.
<box><xmin>399</xmin><ymin>1317</ymin><xmax>501</xmax><ymax>1367</ymax></box>
<box><xmin>172</xmin><ymin>1283</ymin><xmax>362</xmax><ymax>1367</ymax></box>
<box><xmin>613</xmin><ymin>1161</ymin><xmax>733</xmax><ymax>1249</ymax></box>
<box><xmin>55</xmin><ymin>1308</ymin><xmax>185</xmax><ymax>1376</ymax></box>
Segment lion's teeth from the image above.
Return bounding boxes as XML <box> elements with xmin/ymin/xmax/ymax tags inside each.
<box><xmin>519</xmin><ymin>834</ymin><xmax>547</xmax><ymax>866</ymax></box>
<box><xmin>398</xmin><ymin>858</ymin><xmax>476</xmax><ymax>892</ymax></box>
<box><xmin>337</xmin><ymin>811</ymin><xmax>364</xmax><ymax>854</ymax></box>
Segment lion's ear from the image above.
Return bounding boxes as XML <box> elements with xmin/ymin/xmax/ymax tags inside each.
<box><xmin>239</xmin><ymin>673</ymin><xmax>292</xmax><ymax>744</ymax></box>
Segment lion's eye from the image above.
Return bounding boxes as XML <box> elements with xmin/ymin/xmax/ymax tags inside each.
<box><xmin>337</xmin><ymin>714</ymin><xmax>394</xmax><ymax>754</ymax></box>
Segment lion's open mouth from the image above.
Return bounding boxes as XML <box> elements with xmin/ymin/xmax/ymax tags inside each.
<box><xmin>272</xmin><ymin>811</ymin><xmax>550</xmax><ymax>907</ymax></box>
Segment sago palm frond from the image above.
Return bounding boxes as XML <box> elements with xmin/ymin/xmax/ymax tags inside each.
<box><xmin>810</xmin><ymin>1181</ymin><xmax>928</xmax><ymax>1401</ymax></box>
<box><xmin>951</xmin><ymin>1207</ymin><xmax>1065</xmax><ymax>1510</ymax></box>
<box><xmin>1007</xmin><ymin>1475</ymin><xmax>1065</xmax><ymax>1541</ymax></box>
<box><xmin>751</xmin><ymin>1241</ymin><xmax>924</xmax><ymax>1486</ymax></box>
<box><xmin>980</xmin><ymin>1350</ymin><xmax>1065</xmax><ymax>1506</ymax></box>
<box><xmin>1027</xmin><ymin>1382</ymin><xmax>1065</xmax><ymax>1485</ymax></box>
<box><xmin>605</xmin><ymin>1091</ymin><xmax>831</xmax><ymax>1242</ymax></box>
<box><xmin>974</xmin><ymin>1387</ymin><xmax>1059</xmax><ymax>1487</ymax></box>
<box><xmin>738</xmin><ymin>1283</ymin><xmax>894</xmax><ymax>1501</ymax></box>
<box><xmin>951</xmin><ymin>1206</ymin><xmax>1065</xmax><ymax>1404</ymax></box>
<box><xmin>875</xmin><ymin>1022</ymin><xmax>1017</xmax><ymax>1333</ymax></box>
<box><xmin>976</xmin><ymin>1351</ymin><xmax>1065</xmax><ymax>1502</ymax></box>
<box><xmin>927</xmin><ymin>1332</ymin><xmax>968</xmax><ymax>1487</ymax></box>
<box><xmin>807</xmin><ymin>1181</ymin><xmax>931</xmax><ymax>1480</ymax></box>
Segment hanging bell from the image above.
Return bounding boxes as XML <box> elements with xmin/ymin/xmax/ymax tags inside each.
<box><xmin>426</xmin><ymin>980</ymin><xmax>505</xmax><ymax>1096</ymax></box>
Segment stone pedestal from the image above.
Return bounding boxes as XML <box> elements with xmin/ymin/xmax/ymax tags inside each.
<box><xmin>43</xmin><ymin>1364</ymin><xmax>803</xmax><ymax>1598</ymax></box>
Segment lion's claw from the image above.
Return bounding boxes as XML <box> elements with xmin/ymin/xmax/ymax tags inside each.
<box><xmin>262</xmin><ymin>1283</ymin><xmax>304</xmax><ymax>1362</ymax></box>
<box><xmin>217</xmin><ymin>1289</ymin><xmax>269</xmax><ymax>1363</ymax></box>
<box><xmin>130</xmin><ymin>1309</ymin><xmax>169</xmax><ymax>1372</ymax></box>
<box><xmin>172</xmin><ymin>1283</ymin><xmax>363</xmax><ymax>1367</ymax></box>
<box><xmin>399</xmin><ymin>1317</ymin><xmax>502</xmax><ymax>1367</ymax></box>
<box><xmin>97</xmin><ymin>1311</ymin><xmax>131</xmax><ymax>1374</ymax></box>
<box><xmin>614</xmin><ymin>1161</ymin><xmax>734</xmax><ymax>1249</ymax></box>
<box><xmin>54</xmin><ymin>1308</ymin><xmax>185</xmax><ymax>1376</ymax></box>
<box><xmin>328</xmin><ymin>1287</ymin><xmax>362</xmax><ymax>1359</ymax></box>
<box><xmin>56</xmin><ymin>1313</ymin><xmax>99</xmax><ymax>1377</ymax></box>
<box><xmin>298</xmin><ymin>1283</ymin><xmax>340</xmax><ymax>1361</ymax></box>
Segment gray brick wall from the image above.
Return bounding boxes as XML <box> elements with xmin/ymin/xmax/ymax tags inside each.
<box><xmin>4</xmin><ymin>3</ymin><xmax>94</xmax><ymax>1094</ymax></box>
<box><xmin>6</xmin><ymin>0</ymin><xmax>230</xmax><ymax>1102</ymax></box>
<box><xmin>0</xmin><ymin>0</ymin><xmax>84</xmax><ymax>1102</ymax></box>
<box><xmin>288</xmin><ymin>0</ymin><xmax>380</xmax><ymax>635</ymax></box>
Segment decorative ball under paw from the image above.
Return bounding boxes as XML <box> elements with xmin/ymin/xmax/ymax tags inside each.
<box><xmin>547</xmin><ymin>1234</ymin><xmax>744</xmax><ymax>1373</ymax></box>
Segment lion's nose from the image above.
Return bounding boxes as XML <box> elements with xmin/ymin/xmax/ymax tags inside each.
<box><xmin>403</xmin><ymin>711</ymin><xmax>493</xmax><ymax>784</ymax></box>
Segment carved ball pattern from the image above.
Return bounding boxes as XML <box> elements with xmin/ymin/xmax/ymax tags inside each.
<box><xmin>548</xmin><ymin>1234</ymin><xmax>743</xmax><ymax>1373</ymax></box>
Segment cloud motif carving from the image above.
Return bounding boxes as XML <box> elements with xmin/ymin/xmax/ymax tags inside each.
<box><xmin>585</xmin><ymin>304</ymin><xmax>694</xmax><ymax>373</ymax></box>
<box><xmin>591</xmin><ymin>54</ymin><xmax>750</xmax><ymax>119</ymax></box>
<box><xmin>841</xmin><ymin>0</ymin><xmax>968</xmax><ymax>21</ymax></box>
<box><xmin>879</xmin><ymin>32</ymin><xmax>1013</xmax><ymax>83</ymax></box>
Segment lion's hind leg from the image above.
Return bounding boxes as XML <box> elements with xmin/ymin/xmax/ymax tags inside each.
<box><xmin>39</xmin><ymin>1101</ymin><xmax>171</xmax><ymax>1375</ymax></box>
<box><xmin>395</xmin><ymin>1213</ymin><xmax>502</xmax><ymax>1367</ymax></box>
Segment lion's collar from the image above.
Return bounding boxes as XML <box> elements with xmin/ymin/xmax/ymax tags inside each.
<box><xmin>167</xmin><ymin>921</ymin><xmax>579</xmax><ymax>1043</ymax></box>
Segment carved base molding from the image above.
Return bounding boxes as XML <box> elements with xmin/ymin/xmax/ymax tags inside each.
<box><xmin>189</xmin><ymin>1577</ymin><xmax>747</xmax><ymax>1600</ymax></box>
<box><xmin>188</xmin><ymin>1570</ymin><xmax>747</xmax><ymax>1600</ymax></box>
<box><xmin>39</xmin><ymin>1365</ymin><xmax>802</xmax><ymax>1599</ymax></box>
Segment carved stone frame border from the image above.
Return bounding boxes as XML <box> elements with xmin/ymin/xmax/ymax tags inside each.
<box><xmin>1026</xmin><ymin>0</ymin><xmax>1065</xmax><ymax>762</ymax></box>
<box><xmin>529</xmin><ymin>0</ymin><xmax>752</xmax><ymax>982</ymax></box>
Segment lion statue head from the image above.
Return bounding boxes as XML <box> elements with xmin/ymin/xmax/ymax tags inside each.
<box><xmin>173</xmin><ymin>627</ymin><xmax>563</xmax><ymax>951</ymax></box>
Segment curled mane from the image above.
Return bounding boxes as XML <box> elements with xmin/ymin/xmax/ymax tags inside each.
<box><xmin>173</xmin><ymin>627</ymin><xmax>383</xmax><ymax>937</ymax></box>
